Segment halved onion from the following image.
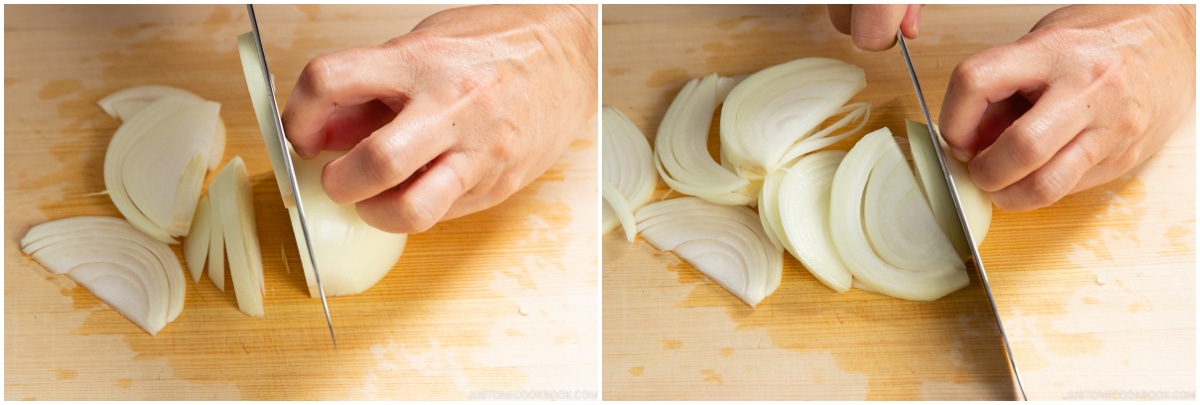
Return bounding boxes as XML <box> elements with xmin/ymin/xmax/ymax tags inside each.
<box><xmin>602</xmin><ymin>106</ymin><xmax>656</xmax><ymax>238</ymax></box>
<box><xmin>829</xmin><ymin>127</ymin><xmax>968</xmax><ymax>301</ymax></box>
<box><xmin>906</xmin><ymin>120</ymin><xmax>992</xmax><ymax>259</ymax></box>
<box><xmin>720</xmin><ymin>57</ymin><xmax>869</xmax><ymax>184</ymax></box>
<box><xmin>21</xmin><ymin>216</ymin><xmax>185</xmax><ymax>335</ymax></box>
<box><xmin>654</xmin><ymin>73</ymin><xmax>752</xmax><ymax>205</ymax></box>
<box><xmin>635</xmin><ymin>197</ymin><xmax>782</xmax><ymax>307</ymax></box>
<box><xmin>774</xmin><ymin>149</ymin><xmax>854</xmax><ymax>293</ymax></box>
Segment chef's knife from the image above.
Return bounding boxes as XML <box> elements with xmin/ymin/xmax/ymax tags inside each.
<box><xmin>897</xmin><ymin>33</ymin><xmax>1025</xmax><ymax>400</ymax></box>
<box><xmin>240</xmin><ymin>4</ymin><xmax>337</xmax><ymax>349</ymax></box>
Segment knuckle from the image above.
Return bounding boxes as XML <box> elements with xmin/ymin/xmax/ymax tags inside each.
<box><xmin>360</xmin><ymin>138</ymin><xmax>408</xmax><ymax>187</ymax></box>
<box><xmin>950</xmin><ymin>57</ymin><xmax>989</xmax><ymax>95</ymax></box>
<box><xmin>300</xmin><ymin>54</ymin><xmax>338</xmax><ymax>96</ymax></box>
<box><xmin>1024</xmin><ymin>170</ymin><xmax>1070</xmax><ymax>210</ymax></box>
<box><xmin>1003</xmin><ymin>123</ymin><xmax>1048</xmax><ymax>169</ymax></box>
<box><xmin>397</xmin><ymin>192</ymin><xmax>440</xmax><ymax>234</ymax></box>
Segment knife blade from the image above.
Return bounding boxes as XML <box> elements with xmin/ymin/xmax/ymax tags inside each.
<box><xmin>897</xmin><ymin>33</ymin><xmax>1025</xmax><ymax>400</ymax></box>
<box><xmin>243</xmin><ymin>4</ymin><xmax>337</xmax><ymax>349</ymax></box>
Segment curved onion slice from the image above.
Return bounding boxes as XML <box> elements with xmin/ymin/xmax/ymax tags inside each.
<box><xmin>654</xmin><ymin>73</ymin><xmax>752</xmax><ymax>205</ymax></box>
<box><xmin>289</xmin><ymin>150</ymin><xmax>409</xmax><ymax>297</ymax></box>
<box><xmin>863</xmin><ymin>146</ymin><xmax>963</xmax><ymax>277</ymax></box>
<box><xmin>183</xmin><ymin>195</ymin><xmax>211</xmax><ymax>283</ymax></box>
<box><xmin>103</xmin><ymin>95</ymin><xmax>222</xmax><ymax>243</ymax></box>
<box><xmin>720</xmin><ymin>57</ymin><xmax>868</xmax><ymax>183</ymax></box>
<box><xmin>635</xmin><ymin>197</ymin><xmax>782</xmax><ymax>307</ymax></box>
<box><xmin>830</xmin><ymin>127</ymin><xmax>968</xmax><ymax>301</ymax></box>
<box><xmin>98</xmin><ymin>85</ymin><xmax>226</xmax><ymax>170</ymax></box>
<box><xmin>210</xmin><ymin>156</ymin><xmax>265</xmax><ymax>316</ymax></box>
<box><xmin>906</xmin><ymin>120</ymin><xmax>993</xmax><ymax>259</ymax></box>
<box><xmin>602</xmin><ymin>106</ymin><xmax>657</xmax><ymax>236</ymax></box>
<box><xmin>21</xmin><ymin>216</ymin><xmax>186</xmax><ymax>335</ymax></box>
<box><xmin>602</xmin><ymin>180</ymin><xmax>639</xmax><ymax>242</ymax></box>
<box><xmin>774</xmin><ymin>149</ymin><xmax>854</xmax><ymax>293</ymax></box>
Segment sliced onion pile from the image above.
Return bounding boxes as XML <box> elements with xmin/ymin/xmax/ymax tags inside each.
<box><xmin>635</xmin><ymin>197</ymin><xmax>782</xmax><ymax>307</ymax></box>
<box><xmin>21</xmin><ymin>216</ymin><xmax>186</xmax><ymax>335</ymax></box>
<box><xmin>206</xmin><ymin>157</ymin><xmax>266</xmax><ymax>316</ymax></box>
<box><xmin>101</xmin><ymin>86</ymin><xmax>226</xmax><ymax>243</ymax></box>
<box><xmin>763</xmin><ymin>149</ymin><xmax>854</xmax><ymax>293</ymax></box>
<box><xmin>602</xmin><ymin>106</ymin><xmax>657</xmax><ymax>240</ymax></box>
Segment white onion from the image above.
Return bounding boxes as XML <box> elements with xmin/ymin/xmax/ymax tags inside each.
<box><xmin>654</xmin><ymin>73</ymin><xmax>752</xmax><ymax>205</ymax></box>
<box><xmin>237</xmin><ymin>32</ymin><xmax>294</xmax><ymax>206</ymax></box>
<box><xmin>601</xmin><ymin>106</ymin><xmax>656</xmax><ymax>237</ymax></box>
<box><xmin>829</xmin><ymin>127</ymin><xmax>968</xmax><ymax>301</ymax></box>
<box><xmin>183</xmin><ymin>195</ymin><xmax>211</xmax><ymax>283</ymax></box>
<box><xmin>635</xmin><ymin>197</ymin><xmax>782</xmax><ymax>307</ymax></box>
<box><xmin>720</xmin><ymin>57</ymin><xmax>868</xmax><ymax>183</ymax></box>
<box><xmin>774</xmin><ymin>149</ymin><xmax>854</xmax><ymax>293</ymax></box>
<box><xmin>210</xmin><ymin>156</ymin><xmax>265</xmax><ymax>316</ymax></box>
<box><xmin>905</xmin><ymin>120</ymin><xmax>993</xmax><ymax>259</ymax></box>
<box><xmin>97</xmin><ymin>85</ymin><xmax>225</xmax><ymax>169</ymax></box>
<box><xmin>21</xmin><ymin>216</ymin><xmax>185</xmax><ymax>335</ymax></box>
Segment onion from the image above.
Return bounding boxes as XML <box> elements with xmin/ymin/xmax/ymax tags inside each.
<box><xmin>183</xmin><ymin>195</ymin><xmax>211</xmax><ymax>283</ymax></box>
<box><xmin>829</xmin><ymin>127</ymin><xmax>968</xmax><ymax>301</ymax></box>
<box><xmin>286</xmin><ymin>150</ymin><xmax>408</xmax><ymax>297</ymax></box>
<box><xmin>97</xmin><ymin>85</ymin><xmax>225</xmax><ymax>169</ymax></box>
<box><xmin>21</xmin><ymin>216</ymin><xmax>185</xmax><ymax>335</ymax></box>
<box><xmin>238</xmin><ymin>31</ymin><xmax>407</xmax><ymax>298</ymax></box>
<box><xmin>635</xmin><ymin>197</ymin><xmax>782</xmax><ymax>307</ymax></box>
<box><xmin>906</xmin><ymin>120</ymin><xmax>992</xmax><ymax>259</ymax></box>
<box><xmin>602</xmin><ymin>106</ymin><xmax>656</xmax><ymax>238</ymax></box>
<box><xmin>209</xmin><ymin>156</ymin><xmax>265</xmax><ymax>316</ymax></box>
<box><xmin>772</xmin><ymin>149</ymin><xmax>854</xmax><ymax>293</ymax></box>
<box><xmin>720</xmin><ymin>57</ymin><xmax>869</xmax><ymax>184</ymax></box>
<box><xmin>654</xmin><ymin>73</ymin><xmax>753</xmax><ymax>205</ymax></box>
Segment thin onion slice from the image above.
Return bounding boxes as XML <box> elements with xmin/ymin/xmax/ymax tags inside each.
<box><xmin>97</xmin><ymin>85</ymin><xmax>226</xmax><ymax>169</ymax></box>
<box><xmin>830</xmin><ymin>127</ymin><xmax>968</xmax><ymax>301</ymax></box>
<box><xmin>906</xmin><ymin>120</ymin><xmax>993</xmax><ymax>259</ymax></box>
<box><xmin>775</xmin><ymin>149</ymin><xmax>854</xmax><ymax>293</ymax></box>
<box><xmin>208</xmin><ymin>190</ymin><xmax>226</xmax><ymax>292</ymax></box>
<box><xmin>184</xmin><ymin>195</ymin><xmax>211</xmax><ymax>283</ymax></box>
<box><xmin>654</xmin><ymin>73</ymin><xmax>752</xmax><ymax>205</ymax></box>
<box><xmin>210</xmin><ymin>156</ymin><xmax>265</xmax><ymax>316</ymax></box>
<box><xmin>602</xmin><ymin>106</ymin><xmax>657</xmax><ymax>236</ymax></box>
<box><xmin>602</xmin><ymin>180</ymin><xmax>638</xmax><ymax>242</ymax></box>
<box><xmin>21</xmin><ymin>216</ymin><xmax>185</xmax><ymax>335</ymax></box>
<box><xmin>720</xmin><ymin>57</ymin><xmax>867</xmax><ymax>183</ymax></box>
<box><xmin>635</xmin><ymin>197</ymin><xmax>782</xmax><ymax>307</ymax></box>
<box><xmin>237</xmin><ymin>32</ymin><xmax>294</xmax><ymax>206</ymax></box>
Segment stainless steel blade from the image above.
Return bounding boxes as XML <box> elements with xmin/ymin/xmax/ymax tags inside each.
<box><xmin>897</xmin><ymin>33</ymin><xmax>1025</xmax><ymax>400</ymax></box>
<box><xmin>247</xmin><ymin>4</ymin><xmax>337</xmax><ymax>349</ymax></box>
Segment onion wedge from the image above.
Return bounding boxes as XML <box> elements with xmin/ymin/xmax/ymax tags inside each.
<box><xmin>654</xmin><ymin>73</ymin><xmax>752</xmax><ymax>205</ymax></box>
<box><xmin>210</xmin><ymin>156</ymin><xmax>265</xmax><ymax>316</ymax></box>
<box><xmin>21</xmin><ymin>216</ymin><xmax>185</xmax><ymax>335</ymax></box>
<box><xmin>830</xmin><ymin>127</ymin><xmax>968</xmax><ymax>301</ymax></box>
<box><xmin>183</xmin><ymin>195</ymin><xmax>211</xmax><ymax>283</ymax></box>
<box><xmin>720</xmin><ymin>57</ymin><xmax>868</xmax><ymax>183</ymax></box>
<box><xmin>97</xmin><ymin>85</ymin><xmax>226</xmax><ymax>169</ymax></box>
<box><xmin>906</xmin><ymin>120</ymin><xmax>992</xmax><ymax>260</ymax></box>
<box><xmin>602</xmin><ymin>106</ymin><xmax>657</xmax><ymax>237</ymax></box>
<box><xmin>773</xmin><ymin>149</ymin><xmax>854</xmax><ymax>293</ymax></box>
<box><xmin>635</xmin><ymin>197</ymin><xmax>782</xmax><ymax>307</ymax></box>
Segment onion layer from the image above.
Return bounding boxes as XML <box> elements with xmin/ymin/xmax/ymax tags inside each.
<box><xmin>905</xmin><ymin>120</ymin><xmax>993</xmax><ymax>259</ymax></box>
<box><xmin>210</xmin><ymin>156</ymin><xmax>265</xmax><ymax>316</ymax></box>
<box><xmin>654</xmin><ymin>73</ymin><xmax>751</xmax><ymax>205</ymax></box>
<box><xmin>602</xmin><ymin>106</ymin><xmax>657</xmax><ymax>237</ymax></box>
<box><xmin>635</xmin><ymin>197</ymin><xmax>782</xmax><ymax>307</ymax></box>
<box><xmin>772</xmin><ymin>149</ymin><xmax>854</xmax><ymax>293</ymax></box>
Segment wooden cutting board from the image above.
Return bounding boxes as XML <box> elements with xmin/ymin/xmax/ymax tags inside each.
<box><xmin>602</xmin><ymin>5</ymin><xmax>1195</xmax><ymax>400</ymax></box>
<box><xmin>4</xmin><ymin>5</ymin><xmax>597</xmax><ymax>400</ymax></box>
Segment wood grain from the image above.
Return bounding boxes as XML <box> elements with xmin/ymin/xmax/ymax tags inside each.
<box><xmin>601</xmin><ymin>4</ymin><xmax>1195</xmax><ymax>400</ymax></box>
<box><xmin>4</xmin><ymin>5</ymin><xmax>597</xmax><ymax>400</ymax></box>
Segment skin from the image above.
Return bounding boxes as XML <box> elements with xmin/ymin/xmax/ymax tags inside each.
<box><xmin>828</xmin><ymin>5</ymin><xmax>1196</xmax><ymax>211</ymax></box>
<box><xmin>282</xmin><ymin>5</ymin><xmax>598</xmax><ymax>233</ymax></box>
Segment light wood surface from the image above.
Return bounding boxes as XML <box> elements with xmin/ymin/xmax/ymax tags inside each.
<box><xmin>602</xmin><ymin>5</ymin><xmax>1195</xmax><ymax>400</ymax></box>
<box><xmin>5</xmin><ymin>5</ymin><xmax>597</xmax><ymax>400</ymax></box>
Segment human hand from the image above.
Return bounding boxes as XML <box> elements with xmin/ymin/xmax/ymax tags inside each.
<box><xmin>826</xmin><ymin>4</ymin><xmax>924</xmax><ymax>51</ymax></box>
<box><xmin>281</xmin><ymin>5</ymin><xmax>598</xmax><ymax>233</ymax></box>
<box><xmin>939</xmin><ymin>5</ymin><xmax>1195</xmax><ymax>211</ymax></box>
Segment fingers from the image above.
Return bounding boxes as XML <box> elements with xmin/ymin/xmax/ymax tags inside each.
<box><xmin>988</xmin><ymin>128</ymin><xmax>1112</xmax><ymax>211</ymax></box>
<box><xmin>899</xmin><ymin>4</ymin><xmax>923</xmax><ymax>39</ymax></box>
<box><xmin>355</xmin><ymin>152</ymin><xmax>482</xmax><ymax>234</ymax></box>
<box><xmin>319</xmin><ymin>99</ymin><xmax>402</xmax><ymax>151</ymax></box>
<box><xmin>849</xmin><ymin>5</ymin><xmax>909</xmax><ymax>51</ymax></box>
<box><xmin>939</xmin><ymin>43</ymin><xmax>1049</xmax><ymax>162</ymax></box>
<box><xmin>282</xmin><ymin>45</ymin><xmax>413</xmax><ymax>158</ymax></box>
<box><xmin>320</xmin><ymin>100</ymin><xmax>457</xmax><ymax>205</ymax></box>
<box><xmin>967</xmin><ymin>92</ymin><xmax>1091</xmax><ymax>193</ymax></box>
<box><xmin>827</xmin><ymin>5</ymin><xmax>853</xmax><ymax>35</ymax></box>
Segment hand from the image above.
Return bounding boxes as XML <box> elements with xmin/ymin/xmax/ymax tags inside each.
<box><xmin>826</xmin><ymin>4</ymin><xmax>924</xmax><ymax>51</ymax></box>
<box><xmin>939</xmin><ymin>5</ymin><xmax>1195</xmax><ymax>211</ymax></box>
<box><xmin>282</xmin><ymin>5</ymin><xmax>598</xmax><ymax>233</ymax></box>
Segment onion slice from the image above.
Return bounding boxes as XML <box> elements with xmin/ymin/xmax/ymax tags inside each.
<box><xmin>184</xmin><ymin>195</ymin><xmax>211</xmax><ymax>283</ymax></box>
<box><xmin>97</xmin><ymin>85</ymin><xmax>226</xmax><ymax>169</ymax></box>
<box><xmin>635</xmin><ymin>197</ymin><xmax>782</xmax><ymax>307</ymax></box>
<box><xmin>602</xmin><ymin>106</ymin><xmax>657</xmax><ymax>236</ymax></box>
<box><xmin>210</xmin><ymin>156</ymin><xmax>265</xmax><ymax>316</ymax></box>
<box><xmin>720</xmin><ymin>57</ymin><xmax>868</xmax><ymax>183</ymax></box>
<box><xmin>906</xmin><ymin>120</ymin><xmax>992</xmax><ymax>259</ymax></box>
<box><xmin>830</xmin><ymin>127</ymin><xmax>968</xmax><ymax>301</ymax></box>
<box><xmin>774</xmin><ymin>149</ymin><xmax>854</xmax><ymax>293</ymax></box>
<box><xmin>654</xmin><ymin>73</ymin><xmax>752</xmax><ymax>205</ymax></box>
<box><xmin>21</xmin><ymin>216</ymin><xmax>185</xmax><ymax>335</ymax></box>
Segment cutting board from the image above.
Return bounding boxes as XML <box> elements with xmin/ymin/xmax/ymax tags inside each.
<box><xmin>602</xmin><ymin>5</ymin><xmax>1195</xmax><ymax>400</ymax></box>
<box><xmin>4</xmin><ymin>5</ymin><xmax>597</xmax><ymax>400</ymax></box>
